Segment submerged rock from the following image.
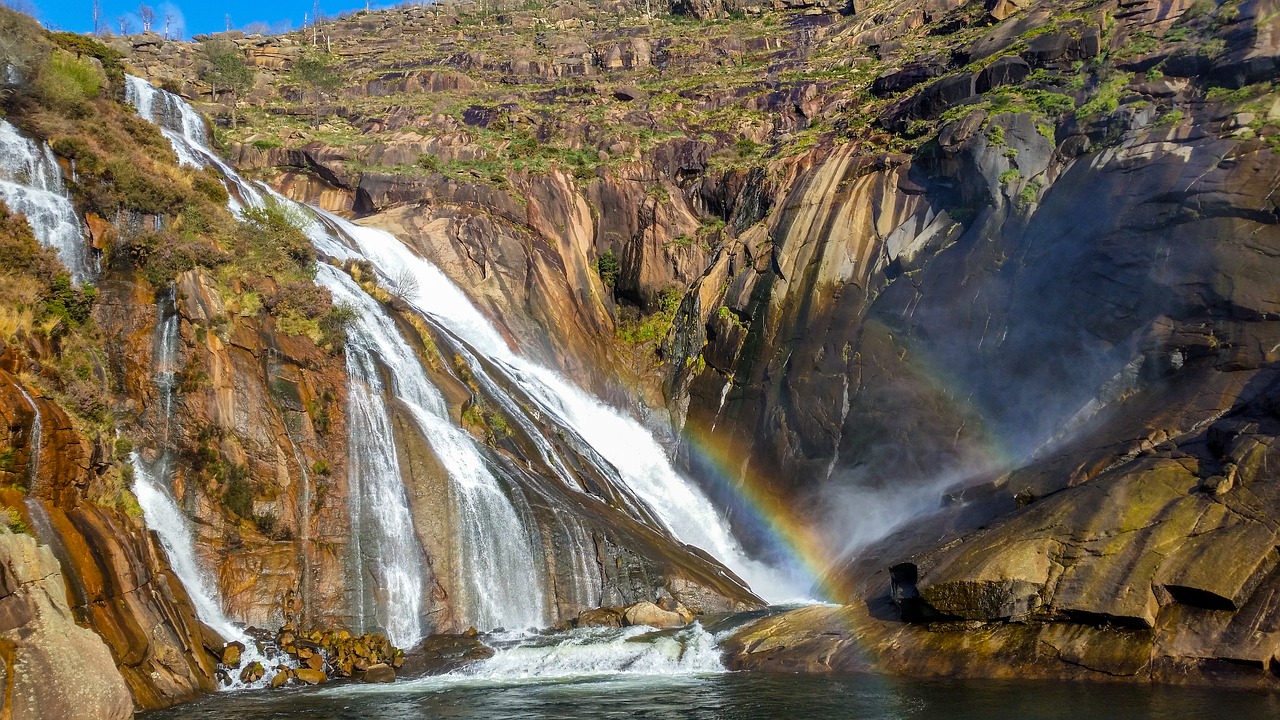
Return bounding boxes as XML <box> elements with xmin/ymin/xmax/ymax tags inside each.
<box><xmin>401</xmin><ymin>633</ymin><xmax>496</xmax><ymax>676</ymax></box>
<box><xmin>576</xmin><ymin>607</ymin><xmax>624</xmax><ymax>628</ymax></box>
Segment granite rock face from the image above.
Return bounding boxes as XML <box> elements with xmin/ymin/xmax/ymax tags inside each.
<box><xmin>0</xmin><ymin>528</ymin><xmax>134</xmax><ymax>720</ymax></box>
<box><xmin>64</xmin><ymin>0</ymin><xmax>1280</xmax><ymax>692</ymax></box>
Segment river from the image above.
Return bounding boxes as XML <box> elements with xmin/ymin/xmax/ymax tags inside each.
<box><xmin>144</xmin><ymin>671</ymin><xmax>1280</xmax><ymax>719</ymax></box>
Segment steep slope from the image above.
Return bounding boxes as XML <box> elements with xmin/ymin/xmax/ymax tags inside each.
<box><xmin>0</xmin><ymin>9</ymin><xmax>766</xmax><ymax>713</ymax></box>
<box><xmin>116</xmin><ymin>0</ymin><xmax>1280</xmax><ymax>686</ymax></box>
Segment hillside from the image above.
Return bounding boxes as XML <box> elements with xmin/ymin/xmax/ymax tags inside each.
<box><xmin>0</xmin><ymin>0</ymin><xmax>1278</xmax><ymax>713</ymax></box>
<box><xmin>121</xmin><ymin>0</ymin><xmax>1280</xmax><ymax>685</ymax></box>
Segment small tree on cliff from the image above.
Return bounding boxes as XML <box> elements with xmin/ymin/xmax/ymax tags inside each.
<box><xmin>288</xmin><ymin>48</ymin><xmax>341</xmax><ymax>129</ymax></box>
<box><xmin>198</xmin><ymin>38</ymin><xmax>253</xmax><ymax>129</ymax></box>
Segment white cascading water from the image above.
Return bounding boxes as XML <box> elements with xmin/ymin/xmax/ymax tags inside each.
<box><xmin>309</xmin><ymin>213</ymin><xmax>798</xmax><ymax>601</ymax></box>
<box><xmin>320</xmin><ymin>264</ymin><xmax>546</xmax><ymax>635</ymax></box>
<box><xmin>457</xmin><ymin>624</ymin><xmax>724</xmax><ymax>680</ymax></box>
<box><xmin>0</xmin><ymin>120</ymin><xmax>91</xmax><ymax>281</ymax></box>
<box><xmin>122</xmin><ymin>77</ymin><xmax>802</xmax><ymax>666</ymax></box>
<box><xmin>130</xmin><ymin>453</ymin><xmax>291</xmax><ymax>689</ymax></box>
<box><xmin>124</xmin><ymin>76</ymin><xmax>264</xmax><ymax>212</ymax></box>
<box><xmin>132</xmin><ymin>295</ymin><xmax>288</xmax><ymax>689</ymax></box>
<box><xmin>15</xmin><ymin>385</ymin><xmax>41</xmax><ymax>485</ymax></box>
<box><xmin>131</xmin><ymin>452</ymin><xmax>237</xmax><ymax>637</ymax></box>
<box><xmin>126</xmin><ymin>75</ymin><xmax>548</xmax><ymax>639</ymax></box>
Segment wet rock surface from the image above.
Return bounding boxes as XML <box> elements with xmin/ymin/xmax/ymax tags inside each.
<box><xmin>4</xmin><ymin>0</ymin><xmax>1280</xmax><ymax>701</ymax></box>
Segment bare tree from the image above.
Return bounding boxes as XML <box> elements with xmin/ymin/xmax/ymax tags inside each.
<box><xmin>164</xmin><ymin>11</ymin><xmax>175</xmax><ymax>39</ymax></box>
<box><xmin>92</xmin><ymin>0</ymin><xmax>104</xmax><ymax>36</ymax></box>
<box><xmin>389</xmin><ymin>267</ymin><xmax>420</xmax><ymax>301</ymax></box>
<box><xmin>117</xmin><ymin>15</ymin><xmax>133</xmax><ymax>34</ymax></box>
<box><xmin>137</xmin><ymin>4</ymin><xmax>155</xmax><ymax>32</ymax></box>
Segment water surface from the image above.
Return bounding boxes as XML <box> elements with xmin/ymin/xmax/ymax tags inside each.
<box><xmin>146</xmin><ymin>672</ymin><xmax>1280</xmax><ymax>719</ymax></box>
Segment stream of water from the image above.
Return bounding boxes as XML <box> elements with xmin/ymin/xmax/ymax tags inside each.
<box><xmin>143</xmin><ymin>671</ymin><xmax>1280</xmax><ymax>720</ymax></box>
<box><xmin>0</xmin><ymin>119</ymin><xmax>92</xmax><ymax>280</ymax></box>
<box><xmin>121</xmin><ymin>75</ymin><xmax>798</xmax><ymax>657</ymax></box>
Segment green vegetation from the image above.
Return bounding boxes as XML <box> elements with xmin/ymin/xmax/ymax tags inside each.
<box><xmin>617</xmin><ymin>287</ymin><xmax>683</xmax><ymax>347</ymax></box>
<box><xmin>1077</xmin><ymin>72</ymin><xmax>1133</xmax><ymax>120</ymax></box>
<box><xmin>1017</xmin><ymin>180</ymin><xmax>1042</xmax><ymax>208</ymax></box>
<box><xmin>595</xmin><ymin>249</ymin><xmax>621</xmax><ymax>288</ymax></box>
<box><xmin>34</xmin><ymin>50</ymin><xmax>101</xmax><ymax>116</ymax></box>
<box><xmin>288</xmin><ymin>49</ymin><xmax>343</xmax><ymax>128</ymax></box>
<box><xmin>198</xmin><ymin>38</ymin><xmax>255</xmax><ymax>129</ymax></box>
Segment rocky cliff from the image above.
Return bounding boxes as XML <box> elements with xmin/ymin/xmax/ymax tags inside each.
<box><xmin>0</xmin><ymin>8</ymin><xmax>764</xmax><ymax>714</ymax></box>
<box><xmin>0</xmin><ymin>0</ymin><xmax>1278</xmax><ymax>709</ymax></box>
<box><xmin>117</xmin><ymin>0</ymin><xmax>1280</xmax><ymax>689</ymax></box>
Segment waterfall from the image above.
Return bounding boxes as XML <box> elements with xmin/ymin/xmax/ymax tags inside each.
<box><xmin>123</xmin><ymin>76</ymin><xmax>264</xmax><ymax>212</ymax></box>
<box><xmin>309</xmin><ymin>213</ymin><xmax>797</xmax><ymax>601</ymax></box>
<box><xmin>132</xmin><ymin>298</ymin><xmax>287</xmax><ymax>689</ymax></box>
<box><xmin>131</xmin><ymin>452</ymin><xmax>239</xmax><ymax>638</ymax></box>
<box><xmin>320</xmin><ymin>265</ymin><xmax>546</xmax><ymax>635</ymax></box>
<box><xmin>0</xmin><ymin>120</ymin><xmax>91</xmax><ymax>281</ymax></box>
<box><xmin>130</xmin><ymin>456</ymin><xmax>294</xmax><ymax>686</ymax></box>
<box><xmin>15</xmin><ymin>385</ymin><xmax>41</xmax><ymax>486</ymax></box>
<box><xmin>122</xmin><ymin>76</ymin><xmax>797</xmax><ymax>638</ymax></box>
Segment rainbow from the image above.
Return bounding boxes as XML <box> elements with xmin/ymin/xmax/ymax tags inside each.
<box><xmin>676</xmin><ymin>319</ymin><xmax>1021</xmax><ymax>605</ymax></box>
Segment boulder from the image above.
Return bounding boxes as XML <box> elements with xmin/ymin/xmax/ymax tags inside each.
<box><xmin>268</xmin><ymin>669</ymin><xmax>291</xmax><ymax>688</ymax></box>
<box><xmin>975</xmin><ymin>56</ymin><xmax>1029</xmax><ymax>93</ymax></box>
<box><xmin>622</xmin><ymin>601</ymin><xmax>688</xmax><ymax>629</ymax></box>
<box><xmin>294</xmin><ymin>668</ymin><xmax>327</xmax><ymax>685</ymax></box>
<box><xmin>363</xmin><ymin>663</ymin><xmax>396</xmax><ymax>683</ymax></box>
<box><xmin>221</xmin><ymin>641</ymin><xmax>244</xmax><ymax>668</ymax></box>
<box><xmin>872</xmin><ymin>62</ymin><xmax>946</xmax><ymax>96</ymax></box>
<box><xmin>239</xmin><ymin>661</ymin><xmax>265</xmax><ymax>684</ymax></box>
<box><xmin>577</xmin><ymin>607</ymin><xmax>624</xmax><ymax>628</ymax></box>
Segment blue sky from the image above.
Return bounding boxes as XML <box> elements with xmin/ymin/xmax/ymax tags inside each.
<box><xmin>26</xmin><ymin>0</ymin><xmax>395</xmax><ymax>37</ymax></box>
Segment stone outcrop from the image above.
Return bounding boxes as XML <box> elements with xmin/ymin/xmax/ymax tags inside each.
<box><xmin>0</xmin><ymin>527</ymin><xmax>133</xmax><ymax>720</ymax></box>
<box><xmin>31</xmin><ymin>0</ymin><xmax>1280</xmax><ymax>697</ymax></box>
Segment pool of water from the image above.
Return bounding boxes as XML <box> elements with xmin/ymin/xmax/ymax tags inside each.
<box><xmin>146</xmin><ymin>671</ymin><xmax>1280</xmax><ymax>719</ymax></box>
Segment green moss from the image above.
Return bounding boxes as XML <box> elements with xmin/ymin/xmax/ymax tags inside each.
<box><xmin>998</xmin><ymin>168</ymin><xmax>1022</xmax><ymax>185</ymax></box>
<box><xmin>1077</xmin><ymin>72</ymin><xmax>1133</xmax><ymax>120</ymax></box>
<box><xmin>1017</xmin><ymin>180</ymin><xmax>1042</xmax><ymax>207</ymax></box>
<box><xmin>1154</xmin><ymin>109</ymin><xmax>1184</xmax><ymax>126</ymax></box>
<box><xmin>222</xmin><ymin>465</ymin><xmax>253</xmax><ymax>518</ymax></box>
<box><xmin>617</xmin><ymin>287</ymin><xmax>683</xmax><ymax>347</ymax></box>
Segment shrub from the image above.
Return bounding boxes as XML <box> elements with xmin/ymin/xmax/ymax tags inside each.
<box><xmin>222</xmin><ymin>465</ymin><xmax>253</xmax><ymax>517</ymax></box>
<box><xmin>34</xmin><ymin>50</ymin><xmax>100</xmax><ymax>115</ymax></box>
<box><xmin>595</xmin><ymin>249</ymin><xmax>620</xmax><ymax>287</ymax></box>
<box><xmin>48</xmin><ymin>31</ymin><xmax>123</xmax><ymax>86</ymax></box>
<box><xmin>1077</xmin><ymin>72</ymin><xmax>1133</xmax><ymax>120</ymax></box>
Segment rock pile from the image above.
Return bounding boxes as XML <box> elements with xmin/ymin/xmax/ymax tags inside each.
<box><xmin>216</xmin><ymin>624</ymin><xmax>405</xmax><ymax>688</ymax></box>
